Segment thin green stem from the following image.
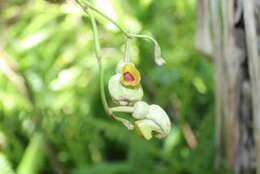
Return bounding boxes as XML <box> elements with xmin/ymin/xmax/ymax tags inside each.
<box><xmin>110</xmin><ymin>106</ymin><xmax>134</xmax><ymax>113</ymax></box>
<box><xmin>76</xmin><ymin>0</ymin><xmax>160</xmax><ymax>45</ymax></box>
<box><xmin>88</xmin><ymin>8</ymin><xmax>112</xmax><ymax>116</ymax></box>
<box><xmin>88</xmin><ymin>10</ymin><xmax>101</xmax><ymax>60</ymax></box>
<box><xmin>124</xmin><ymin>37</ymin><xmax>131</xmax><ymax>62</ymax></box>
<box><xmin>129</xmin><ymin>33</ymin><xmax>159</xmax><ymax>46</ymax></box>
<box><xmin>76</xmin><ymin>0</ymin><xmax>131</xmax><ymax>38</ymax></box>
<box><xmin>128</xmin><ymin>33</ymin><xmax>166</xmax><ymax>65</ymax></box>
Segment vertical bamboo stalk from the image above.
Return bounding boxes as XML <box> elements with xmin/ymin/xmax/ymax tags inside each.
<box><xmin>243</xmin><ymin>0</ymin><xmax>260</xmax><ymax>173</ymax></box>
<box><xmin>222</xmin><ymin>0</ymin><xmax>239</xmax><ymax>168</ymax></box>
<box><xmin>209</xmin><ymin>0</ymin><xmax>224</xmax><ymax>170</ymax></box>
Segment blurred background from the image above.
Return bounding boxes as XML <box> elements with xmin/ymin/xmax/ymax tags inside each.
<box><xmin>0</xmin><ymin>0</ymin><xmax>220</xmax><ymax>173</ymax></box>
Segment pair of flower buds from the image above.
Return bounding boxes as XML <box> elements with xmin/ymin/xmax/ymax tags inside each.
<box><xmin>108</xmin><ymin>61</ymin><xmax>171</xmax><ymax>140</ymax></box>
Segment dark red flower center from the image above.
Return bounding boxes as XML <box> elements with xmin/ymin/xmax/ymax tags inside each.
<box><xmin>123</xmin><ymin>72</ymin><xmax>135</xmax><ymax>81</ymax></box>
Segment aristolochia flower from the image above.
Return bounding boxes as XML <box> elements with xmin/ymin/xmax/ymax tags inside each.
<box><xmin>132</xmin><ymin>101</ymin><xmax>171</xmax><ymax>140</ymax></box>
<box><xmin>108</xmin><ymin>62</ymin><xmax>143</xmax><ymax>105</ymax></box>
<box><xmin>108</xmin><ymin>61</ymin><xmax>171</xmax><ymax>140</ymax></box>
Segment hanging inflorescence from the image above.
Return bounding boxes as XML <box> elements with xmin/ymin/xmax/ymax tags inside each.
<box><xmin>76</xmin><ymin>0</ymin><xmax>171</xmax><ymax>140</ymax></box>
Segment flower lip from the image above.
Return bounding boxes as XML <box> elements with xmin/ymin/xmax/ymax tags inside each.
<box><xmin>120</xmin><ymin>63</ymin><xmax>141</xmax><ymax>87</ymax></box>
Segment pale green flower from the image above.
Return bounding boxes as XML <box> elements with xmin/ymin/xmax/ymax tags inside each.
<box><xmin>133</xmin><ymin>102</ymin><xmax>171</xmax><ymax>140</ymax></box>
<box><xmin>108</xmin><ymin>74</ymin><xmax>143</xmax><ymax>105</ymax></box>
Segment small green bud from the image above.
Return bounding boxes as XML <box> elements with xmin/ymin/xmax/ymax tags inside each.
<box><xmin>132</xmin><ymin>101</ymin><xmax>149</xmax><ymax>119</ymax></box>
<box><xmin>154</xmin><ymin>43</ymin><xmax>166</xmax><ymax>66</ymax></box>
<box><xmin>134</xmin><ymin>104</ymin><xmax>171</xmax><ymax>139</ymax></box>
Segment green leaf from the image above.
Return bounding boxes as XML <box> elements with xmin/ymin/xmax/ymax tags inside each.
<box><xmin>17</xmin><ymin>132</ymin><xmax>45</xmax><ymax>174</ymax></box>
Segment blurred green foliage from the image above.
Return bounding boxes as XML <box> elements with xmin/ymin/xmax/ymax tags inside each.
<box><xmin>0</xmin><ymin>0</ymin><xmax>218</xmax><ymax>173</ymax></box>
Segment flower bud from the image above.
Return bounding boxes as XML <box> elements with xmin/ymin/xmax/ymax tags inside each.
<box><xmin>134</xmin><ymin>104</ymin><xmax>171</xmax><ymax>139</ymax></box>
<box><xmin>132</xmin><ymin>101</ymin><xmax>149</xmax><ymax>119</ymax></box>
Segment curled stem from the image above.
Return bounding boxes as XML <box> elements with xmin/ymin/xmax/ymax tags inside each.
<box><xmin>129</xmin><ymin>33</ymin><xmax>159</xmax><ymax>46</ymax></box>
<box><xmin>76</xmin><ymin>0</ymin><xmax>131</xmax><ymax>38</ymax></box>
<box><xmin>128</xmin><ymin>33</ymin><xmax>166</xmax><ymax>65</ymax></box>
<box><xmin>75</xmin><ymin>0</ymin><xmax>165</xmax><ymax>65</ymax></box>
